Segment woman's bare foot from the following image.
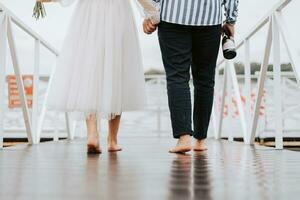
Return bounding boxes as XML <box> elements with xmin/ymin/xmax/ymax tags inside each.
<box><xmin>87</xmin><ymin>132</ymin><xmax>101</xmax><ymax>154</ymax></box>
<box><xmin>169</xmin><ymin>135</ymin><xmax>192</xmax><ymax>154</ymax></box>
<box><xmin>86</xmin><ymin>114</ymin><xmax>101</xmax><ymax>154</ymax></box>
<box><xmin>194</xmin><ymin>139</ymin><xmax>207</xmax><ymax>151</ymax></box>
<box><xmin>107</xmin><ymin>137</ymin><xmax>122</xmax><ymax>152</ymax></box>
<box><xmin>108</xmin><ymin>115</ymin><xmax>122</xmax><ymax>152</ymax></box>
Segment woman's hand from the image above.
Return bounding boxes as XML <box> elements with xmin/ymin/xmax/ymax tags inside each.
<box><xmin>143</xmin><ymin>19</ymin><xmax>157</xmax><ymax>35</ymax></box>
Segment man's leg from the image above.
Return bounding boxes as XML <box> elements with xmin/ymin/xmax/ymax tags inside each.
<box><xmin>158</xmin><ymin>21</ymin><xmax>193</xmax><ymax>153</ymax></box>
<box><xmin>191</xmin><ymin>25</ymin><xmax>221</xmax><ymax>150</ymax></box>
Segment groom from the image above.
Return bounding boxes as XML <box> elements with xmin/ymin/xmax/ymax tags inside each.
<box><xmin>143</xmin><ymin>0</ymin><xmax>239</xmax><ymax>153</ymax></box>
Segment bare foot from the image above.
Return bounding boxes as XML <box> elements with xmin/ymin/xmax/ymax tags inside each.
<box><xmin>87</xmin><ymin>132</ymin><xmax>101</xmax><ymax>154</ymax></box>
<box><xmin>108</xmin><ymin>137</ymin><xmax>122</xmax><ymax>152</ymax></box>
<box><xmin>169</xmin><ymin>135</ymin><xmax>192</xmax><ymax>154</ymax></box>
<box><xmin>194</xmin><ymin>139</ymin><xmax>207</xmax><ymax>151</ymax></box>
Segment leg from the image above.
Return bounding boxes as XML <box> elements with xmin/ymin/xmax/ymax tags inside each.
<box><xmin>86</xmin><ymin>114</ymin><xmax>101</xmax><ymax>154</ymax></box>
<box><xmin>158</xmin><ymin>22</ymin><xmax>193</xmax><ymax>153</ymax></box>
<box><xmin>191</xmin><ymin>25</ymin><xmax>221</xmax><ymax>150</ymax></box>
<box><xmin>108</xmin><ymin>115</ymin><xmax>122</xmax><ymax>152</ymax></box>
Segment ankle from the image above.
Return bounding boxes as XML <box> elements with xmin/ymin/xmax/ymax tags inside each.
<box><xmin>87</xmin><ymin>131</ymin><xmax>99</xmax><ymax>138</ymax></box>
<box><xmin>196</xmin><ymin>139</ymin><xmax>205</xmax><ymax>144</ymax></box>
<box><xmin>178</xmin><ymin>134</ymin><xmax>191</xmax><ymax>146</ymax></box>
<box><xmin>108</xmin><ymin>135</ymin><xmax>118</xmax><ymax>142</ymax></box>
<box><xmin>179</xmin><ymin>134</ymin><xmax>191</xmax><ymax>140</ymax></box>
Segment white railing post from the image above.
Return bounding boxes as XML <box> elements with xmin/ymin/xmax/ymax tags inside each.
<box><xmin>212</xmin><ymin>65</ymin><xmax>221</xmax><ymax>139</ymax></box>
<box><xmin>0</xmin><ymin>11</ymin><xmax>7</xmax><ymax>149</ymax></box>
<box><xmin>53</xmin><ymin>111</ymin><xmax>59</xmax><ymax>141</ymax></box>
<box><xmin>226</xmin><ymin>67</ymin><xmax>234</xmax><ymax>142</ymax></box>
<box><xmin>217</xmin><ymin>62</ymin><xmax>229</xmax><ymax>139</ymax></box>
<box><xmin>211</xmin><ymin>104</ymin><xmax>218</xmax><ymax>139</ymax></box>
<box><xmin>65</xmin><ymin>113</ymin><xmax>76</xmax><ymax>140</ymax></box>
<box><xmin>250</xmin><ymin>19</ymin><xmax>273</xmax><ymax>144</ymax></box>
<box><xmin>228</xmin><ymin>61</ymin><xmax>249</xmax><ymax>144</ymax></box>
<box><xmin>32</xmin><ymin>39</ymin><xmax>41</xmax><ymax>144</ymax></box>
<box><xmin>272</xmin><ymin>13</ymin><xmax>283</xmax><ymax>149</ymax></box>
<box><xmin>36</xmin><ymin>57</ymin><xmax>57</xmax><ymax>142</ymax></box>
<box><xmin>7</xmin><ymin>17</ymin><xmax>33</xmax><ymax>144</ymax></box>
<box><xmin>244</xmin><ymin>39</ymin><xmax>252</xmax><ymax>133</ymax></box>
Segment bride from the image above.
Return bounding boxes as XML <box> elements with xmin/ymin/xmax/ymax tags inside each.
<box><xmin>38</xmin><ymin>0</ymin><xmax>160</xmax><ymax>154</ymax></box>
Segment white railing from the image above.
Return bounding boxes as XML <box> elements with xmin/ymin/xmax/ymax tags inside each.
<box><xmin>0</xmin><ymin>2</ymin><xmax>78</xmax><ymax>148</ymax></box>
<box><xmin>213</xmin><ymin>0</ymin><xmax>300</xmax><ymax>149</ymax></box>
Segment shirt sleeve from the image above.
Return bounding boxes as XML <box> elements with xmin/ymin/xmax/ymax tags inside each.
<box><xmin>137</xmin><ymin>0</ymin><xmax>161</xmax><ymax>24</ymax></box>
<box><xmin>52</xmin><ymin>0</ymin><xmax>77</xmax><ymax>7</ymax></box>
<box><xmin>223</xmin><ymin>0</ymin><xmax>239</xmax><ymax>24</ymax></box>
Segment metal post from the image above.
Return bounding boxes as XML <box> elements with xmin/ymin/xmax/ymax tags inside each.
<box><xmin>244</xmin><ymin>39</ymin><xmax>252</xmax><ymax>133</ymax></box>
<box><xmin>0</xmin><ymin>12</ymin><xmax>7</xmax><ymax>149</ymax></box>
<box><xmin>36</xmin><ymin>56</ymin><xmax>57</xmax><ymax>142</ymax></box>
<box><xmin>272</xmin><ymin>13</ymin><xmax>283</xmax><ymax>149</ymax></box>
<box><xmin>32</xmin><ymin>39</ymin><xmax>40</xmax><ymax>144</ymax></box>
<box><xmin>211</xmin><ymin>105</ymin><xmax>218</xmax><ymax>139</ymax></box>
<box><xmin>228</xmin><ymin>61</ymin><xmax>249</xmax><ymax>144</ymax></box>
<box><xmin>7</xmin><ymin>18</ymin><xmax>33</xmax><ymax>144</ymax></box>
<box><xmin>282</xmin><ymin>77</ymin><xmax>286</xmax><ymax>132</ymax></box>
<box><xmin>65</xmin><ymin>113</ymin><xmax>74</xmax><ymax>140</ymax></box>
<box><xmin>227</xmin><ymin>67</ymin><xmax>233</xmax><ymax>142</ymax></box>
<box><xmin>250</xmin><ymin>19</ymin><xmax>273</xmax><ymax>144</ymax></box>
<box><xmin>212</xmin><ymin>66</ymin><xmax>220</xmax><ymax>139</ymax></box>
<box><xmin>217</xmin><ymin>62</ymin><xmax>229</xmax><ymax>139</ymax></box>
<box><xmin>53</xmin><ymin>111</ymin><xmax>59</xmax><ymax>142</ymax></box>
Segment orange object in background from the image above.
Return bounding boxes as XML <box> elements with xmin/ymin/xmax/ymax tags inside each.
<box><xmin>7</xmin><ymin>75</ymin><xmax>33</xmax><ymax>108</ymax></box>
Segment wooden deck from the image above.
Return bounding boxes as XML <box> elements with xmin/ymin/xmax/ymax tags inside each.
<box><xmin>1</xmin><ymin>138</ymin><xmax>300</xmax><ymax>200</ymax></box>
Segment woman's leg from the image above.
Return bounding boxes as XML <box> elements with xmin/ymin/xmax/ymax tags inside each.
<box><xmin>108</xmin><ymin>115</ymin><xmax>122</xmax><ymax>152</ymax></box>
<box><xmin>86</xmin><ymin>114</ymin><xmax>101</xmax><ymax>154</ymax></box>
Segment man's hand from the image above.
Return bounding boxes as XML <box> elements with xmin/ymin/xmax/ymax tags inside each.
<box><xmin>222</xmin><ymin>23</ymin><xmax>235</xmax><ymax>37</ymax></box>
<box><xmin>143</xmin><ymin>19</ymin><xmax>157</xmax><ymax>35</ymax></box>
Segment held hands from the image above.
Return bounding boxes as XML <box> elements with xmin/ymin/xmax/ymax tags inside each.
<box><xmin>143</xmin><ymin>19</ymin><xmax>158</xmax><ymax>35</ymax></box>
<box><xmin>143</xmin><ymin>20</ymin><xmax>234</xmax><ymax>36</ymax></box>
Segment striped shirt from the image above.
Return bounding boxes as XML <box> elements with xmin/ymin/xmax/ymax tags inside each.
<box><xmin>153</xmin><ymin>0</ymin><xmax>239</xmax><ymax>26</ymax></box>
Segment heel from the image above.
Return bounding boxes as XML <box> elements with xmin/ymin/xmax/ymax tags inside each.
<box><xmin>87</xmin><ymin>144</ymin><xmax>102</xmax><ymax>154</ymax></box>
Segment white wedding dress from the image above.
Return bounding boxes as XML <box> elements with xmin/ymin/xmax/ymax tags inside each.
<box><xmin>47</xmin><ymin>0</ymin><xmax>160</xmax><ymax>120</ymax></box>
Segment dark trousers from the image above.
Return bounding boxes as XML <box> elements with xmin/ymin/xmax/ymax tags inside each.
<box><xmin>158</xmin><ymin>21</ymin><xmax>221</xmax><ymax>139</ymax></box>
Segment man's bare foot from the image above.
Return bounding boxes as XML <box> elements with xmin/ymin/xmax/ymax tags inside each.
<box><xmin>87</xmin><ymin>132</ymin><xmax>101</xmax><ymax>154</ymax></box>
<box><xmin>108</xmin><ymin>137</ymin><xmax>122</xmax><ymax>152</ymax></box>
<box><xmin>169</xmin><ymin>135</ymin><xmax>192</xmax><ymax>154</ymax></box>
<box><xmin>194</xmin><ymin>139</ymin><xmax>207</xmax><ymax>151</ymax></box>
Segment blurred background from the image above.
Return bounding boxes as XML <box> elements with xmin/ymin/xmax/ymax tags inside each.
<box><xmin>1</xmin><ymin>0</ymin><xmax>300</xmax><ymax>73</ymax></box>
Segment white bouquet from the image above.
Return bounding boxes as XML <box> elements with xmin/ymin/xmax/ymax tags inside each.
<box><xmin>33</xmin><ymin>0</ymin><xmax>51</xmax><ymax>20</ymax></box>
<box><xmin>33</xmin><ymin>2</ymin><xmax>46</xmax><ymax>20</ymax></box>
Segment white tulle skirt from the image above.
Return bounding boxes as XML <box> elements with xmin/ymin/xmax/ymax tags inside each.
<box><xmin>47</xmin><ymin>0</ymin><xmax>146</xmax><ymax>120</ymax></box>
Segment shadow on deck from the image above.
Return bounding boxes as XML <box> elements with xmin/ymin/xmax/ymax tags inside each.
<box><xmin>0</xmin><ymin>138</ymin><xmax>299</xmax><ymax>200</ymax></box>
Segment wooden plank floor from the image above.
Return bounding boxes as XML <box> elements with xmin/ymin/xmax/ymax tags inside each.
<box><xmin>1</xmin><ymin>138</ymin><xmax>300</xmax><ymax>200</ymax></box>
